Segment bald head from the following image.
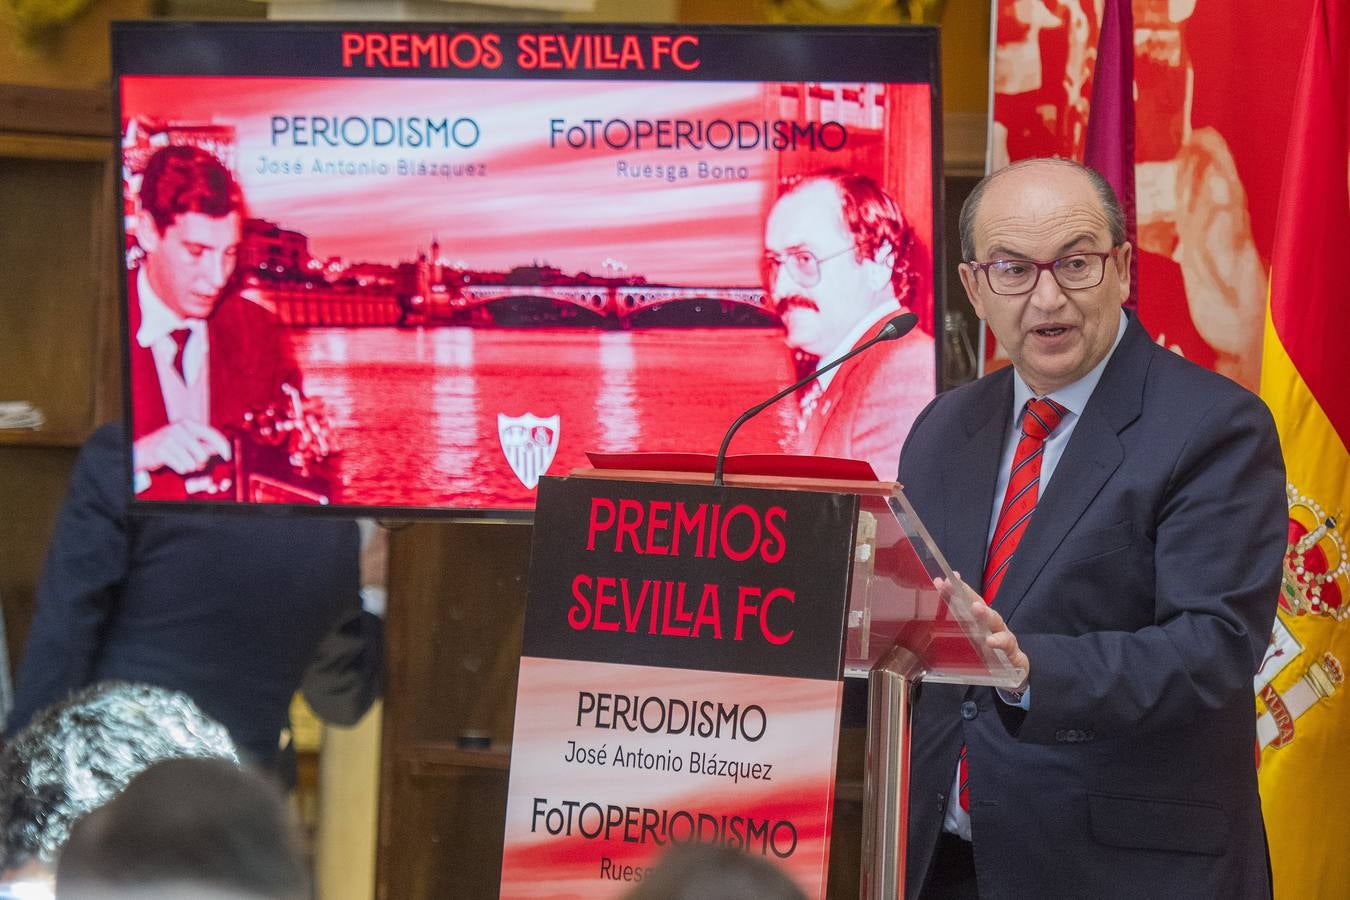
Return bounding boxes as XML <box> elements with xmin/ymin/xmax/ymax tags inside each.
<box><xmin>959</xmin><ymin>158</ymin><xmax>1125</xmax><ymax>261</ymax></box>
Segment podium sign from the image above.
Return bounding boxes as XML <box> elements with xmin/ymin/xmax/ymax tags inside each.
<box><xmin>500</xmin><ymin>475</ymin><xmax>858</xmax><ymax>898</ymax></box>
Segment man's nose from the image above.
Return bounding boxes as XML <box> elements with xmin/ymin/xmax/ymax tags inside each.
<box><xmin>204</xmin><ymin>252</ymin><xmax>232</xmax><ymax>289</ymax></box>
<box><xmin>1028</xmin><ymin>268</ymin><xmax>1067</xmax><ymax>310</ymax></box>
<box><xmin>772</xmin><ymin>262</ymin><xmax>796</xmax><ymax>300</ymax></box>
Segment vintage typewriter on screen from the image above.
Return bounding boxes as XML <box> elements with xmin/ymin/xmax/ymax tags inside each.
<box><xmin>145</xmin><ymin>384</ymin><xmax>341</xmax><ymax>505</ymax></box>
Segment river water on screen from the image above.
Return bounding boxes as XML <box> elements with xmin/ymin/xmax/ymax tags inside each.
<box><xmin>293</xmin><ymin>326</ymin><xmax>798</xmax><ymax>509</ymax></box>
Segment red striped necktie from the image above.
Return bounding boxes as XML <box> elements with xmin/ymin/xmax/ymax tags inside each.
<box><xmin>959</xmin><ymin>396</ymin><xmax>1067</xmax><ymax>813</ymax></box>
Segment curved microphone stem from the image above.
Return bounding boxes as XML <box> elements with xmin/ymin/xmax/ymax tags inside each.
<box><xmin>714</xmin><ymin>382</ymin><xmax>811</xmax><ymax>486</ymax></box>
<box><xmin>713</xmin><ymin>312</ymin><xmax>917</xmax><ymax>486</ymax></box>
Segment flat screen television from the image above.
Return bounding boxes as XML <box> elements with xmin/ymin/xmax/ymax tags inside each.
<box><xmin>113</xmin><ymin>21</ymin><xmax>942</xmax><ymax>516</ymax></box>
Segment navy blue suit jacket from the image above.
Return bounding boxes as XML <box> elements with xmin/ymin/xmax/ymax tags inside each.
<box><xmin>6</xmin><ymin>423</ymin><xmax>361</xmax><ymax>774</ymax></box>
<box><xmin>899</xmin><ymin>315</ymin><xmax>1285</xmax><ymax>898</ymax></box>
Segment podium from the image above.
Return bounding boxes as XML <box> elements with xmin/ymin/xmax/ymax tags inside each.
<box><xmin>500</xmin><ymin>456</ymin><xmax>1023</xmax><ymax>899</ymax></box>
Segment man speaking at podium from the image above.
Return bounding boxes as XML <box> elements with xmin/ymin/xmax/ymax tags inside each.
<box><xmin>898</xmin><ymin>158</ymin><xmax>1284</xmax><ymax>898</ymax></box>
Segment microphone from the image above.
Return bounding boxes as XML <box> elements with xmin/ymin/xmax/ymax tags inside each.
<box><xmin>713</xmin><ymin>311</ymin><xmax>919</xmax><ymax>485</ymax></box>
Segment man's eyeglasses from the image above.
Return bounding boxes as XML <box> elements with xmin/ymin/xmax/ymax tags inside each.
<box><xmin>967</xmin><ymin>247</ymin><xmax>1122</xmax><ymax>296</ymax></box>
<box><xmin>761</xmin><ymin>243</ymin><xmax>857</xmax><ymax>289</ymax></box>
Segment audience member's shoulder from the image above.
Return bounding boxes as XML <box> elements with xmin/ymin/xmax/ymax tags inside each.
<box><xmin>67</xmin><ymin>423</ymin><xmax>132</xmax><ymax>511</ymax></box>
<box><xmin>80</xmin><ymin>422</ymin><xmax>128</xmax><ymax>459</ymax></box>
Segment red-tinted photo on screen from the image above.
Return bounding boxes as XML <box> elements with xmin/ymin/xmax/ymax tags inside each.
<box><xmin>115</xmin><ymin>23</ymin><xmax>941</xmax><ymax>514</ymax></box>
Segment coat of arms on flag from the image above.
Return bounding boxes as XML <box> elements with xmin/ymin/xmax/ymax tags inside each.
<box><xmin>497</xmin><ymin>413</ymin><xmax>560</xmax><ymax>489</ymax></box>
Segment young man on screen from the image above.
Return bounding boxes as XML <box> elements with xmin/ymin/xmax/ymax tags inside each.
<box><xmin>129</xmin><ymin>144</ymin><xmax>299</xmax><ymax>498</ymax></box>
<box><xmin>763</xmin><ymin>170</ymin><xmax>934</xmax><ymax>479</ymax></box>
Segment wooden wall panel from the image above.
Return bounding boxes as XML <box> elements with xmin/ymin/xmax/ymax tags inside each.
<box><xmin>377</xmin><ymin>521</ymin><xmax>531</xmax><ymax>900</ymax></box>
<box><xmin>0</xmin><ymin>446</ymin><xmax>78</xmax><ymax>674</ymax></box>
<box><xmin>0</xmin><ymin>85</ymin><xmax>118</xmax><ymax>687</ymax></box>
<box><xmin>0</xmin><ymin>0</ymin><xmax>151</xmax><ymax>90</ymax></box>
<box><xmin>0</xmin><ymin>150</ymin><xmax>112</xmax><ymax>444</ymax></box>
<box><xmin>383</xmin><ymin>763</ymin><xmax>510</xmax><ymax>900</ymax></box>
<box><xmin>826</xmin><ymin>726</ymin><xmax>867</xmax><ymax>897</ymax></box>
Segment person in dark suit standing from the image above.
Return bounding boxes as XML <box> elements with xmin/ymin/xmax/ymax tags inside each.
<box><xmin>762</xmin><ymin>170</ymin><xmax>934</xmax><ymax>477</ymax></box>
<box><xmin>4</xmin><ymin>422</ymin><xmax>374</xmax><ymax>782</ymax></box>
<box><xmin>128</xmin><ymin>144</ymin><xmax>299</xmax><ymax>499</ymax></box>
<box><xmin>899</xmin><ymin>158</ymin><xmax>1284</xmax><ymax>899</ymax></box>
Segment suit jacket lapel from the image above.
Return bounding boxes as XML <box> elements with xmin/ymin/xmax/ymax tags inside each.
<box><xmin>804</xmin><ymin>315</ymin><xmax>894</xmax><ymax>447</ymax></box>
<box><xmin>940</xmin><ymin>370</ymin><xmax>1014</xmax><ymax>583</ymax></box>
<box><xmin>991</xmin><ymin>316</ymin><xmax>1150</xmax><ymax>623</ymax></box>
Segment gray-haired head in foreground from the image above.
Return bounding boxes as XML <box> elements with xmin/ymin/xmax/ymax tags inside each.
<box><xmin>0</xmin><ymin>681</ymin><xmax>238</xmax><ymax>872</ymax></box>
<box><xmin>958</xmin><ymin>157</ymin><xmax>1127</xmax><ymax>261</ymax></box>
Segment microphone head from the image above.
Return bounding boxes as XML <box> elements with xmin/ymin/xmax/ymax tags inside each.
<box><xmin>878</xmin><ymin>311</ymin><xmax>919</xmax><ymax>341</ymax></box>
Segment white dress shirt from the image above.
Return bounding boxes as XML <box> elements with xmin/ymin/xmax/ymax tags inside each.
<box><xmin>135</xmin><ymin>267</ymin><xmax>210</xmax><ymax>426</ymax></box>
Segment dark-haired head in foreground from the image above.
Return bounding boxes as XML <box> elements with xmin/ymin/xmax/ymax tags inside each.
<box><xmin>0</xmin><ymin>681</ymin><xmax>237</xmax><ymax>877</ymax></box>
<box><xmin>56</xmin><ymin>757</ymin><xmax>308</xmax><ymax>900</ymax></box>
<box><xmin>623</xmin><ymin>843</ymin><xmax>807</xmax><ymax>900</ymax></box>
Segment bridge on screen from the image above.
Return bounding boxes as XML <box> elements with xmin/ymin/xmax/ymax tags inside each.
<box><xmin>261</xmin><ymin>277</ymin><xmax>778</xmax><ymax>328</ymax></box>
<box><xmin>443</xmin><ymin>283</ymin><xmax>773</xmax><ymax>320</ymax></box>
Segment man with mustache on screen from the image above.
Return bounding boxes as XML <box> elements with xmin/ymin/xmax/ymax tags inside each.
<box><xmin>128</xmin><ymin>144</ymin><xmax>300</xmax><ymax>499</ymax></box>
<box><xmin>763</xmin><ymin>170</ymin><xmax>934</xmax><ymax>479</ymax></box>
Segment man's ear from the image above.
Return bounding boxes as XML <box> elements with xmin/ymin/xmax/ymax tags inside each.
<box><xmin>135</xmin><ymin>211</ymin><xmax>161</xmax><ymax>255</ymax></box>
<box><xmin>1113</xmin><ymin>241</ymin><xmax>1133</xmax><ymax>302</ymax></box>
<box><xmin>958</xmin><ymin>263</ymin><xmax>988</xmax><ymax>322</ymax></box>
<box><xmin>863</xmin><ymin>240</ymin><xmax>895</xmax><ymax>292</ymax></box>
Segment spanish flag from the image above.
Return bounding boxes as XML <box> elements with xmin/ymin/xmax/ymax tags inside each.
<box><xmin>1256</xmin><ymin>1</ymin><xmax>1350</xmax><ymax>896</ymax></box>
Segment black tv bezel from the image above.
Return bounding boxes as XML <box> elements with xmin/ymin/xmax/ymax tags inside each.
<box><xmin>113</xmin><ymin>20</ymin><xmax>945</xmax><ymax>521</ymax></box>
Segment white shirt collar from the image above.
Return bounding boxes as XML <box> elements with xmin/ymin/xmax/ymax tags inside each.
<box><xmin>814</xmin><ymin>298</ymin><xmax>902</xmax><ymax>389</ymax></box>
<box><xmin>135</xmin><ymin>267</ymin><xmax>203</xmax><ymax>348</ymax></box>
<box><xmin>1011</xmin><ymin>309</ymin><xmax>1128</xmax><ymax>416</ymax></box>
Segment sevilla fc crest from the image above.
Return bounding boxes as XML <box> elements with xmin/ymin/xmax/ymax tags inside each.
<box><xmin>498</xmin><ymin>413</ymin><xmax>560</xmax><ymax>490</ymax></box>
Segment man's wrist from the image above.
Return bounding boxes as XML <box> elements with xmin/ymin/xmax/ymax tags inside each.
<box><xmin>359</xmin><ymin>584</ymin><xmax>387</xmax><ymax>617</ymax></box>
<box><xmin>997</xmin><ymin>684</ymin><xmax>1031</xmax><ymax>710</ymax></box>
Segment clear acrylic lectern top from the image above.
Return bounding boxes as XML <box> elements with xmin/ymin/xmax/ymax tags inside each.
<box><xmin>845</xmin><ymin>482</ymin><xmax>1025</xmax><ymax>688</ymax></box>
<box><xmin>574</xmin><ymin>454</ymin><xmax>1026</xmax><ymax>690</ymax></box>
